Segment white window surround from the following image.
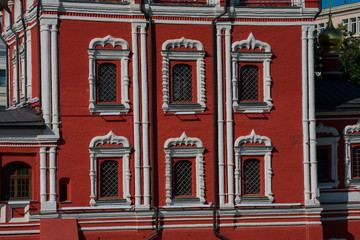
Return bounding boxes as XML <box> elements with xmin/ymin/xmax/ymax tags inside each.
<box><xmin>231</xmin><ymin>33</ymin><xmax>273</xmax><ymax>112</ymax></box>
<box><xmin>316</xmin><ymin>123</ymin><xmax>340</xmax><ymax>188</ymax></box>
<box><xmin>161</xmin><ymin>37</ymin><xmax>206</xmax><ymax>113</ymax></box>
<box><xmin>344</xmin><ymin>120</ymin><xmax>360</xmax><ymax>187</ymax></box>
<box><xmin>234</xmin><ymin>130</ymin><xmax>273</xmax><ymax>204</ymax></box>
<box><xmin>164</xmin><ymin>132</ymin><xmax>206</xmax><ymax>206</ymax></box>
<box><xmin>88</xmin><ymin>35</ymin><xmax>130</xmax><ymax>114</ymax></box>
<box><xmin>89</xmin><ymin>131</ymin><xmax>132</xmax><ymax>206</ymax></box>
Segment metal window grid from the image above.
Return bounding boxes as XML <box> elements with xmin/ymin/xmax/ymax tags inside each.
<box><xmin>353</xmin><ymin>147</ymin><xmax>360</xmax><ymax>178</ymax></box>
<box><xmin>174</xmin><ymin>160</ymin><xmax>193</xmax><ymax>197</ymax></box>
<box><xmin>240</xmin><ymin>65</ymin><xmax>259</xmax><ymax>101</ymax></box>
<box><xmin>100</xmin><ymin>160</ymin><xmax>119</xmax><ymax>198</ymax></box>
<box><xmin>98</xmin><ymin>63</ymin><xmax>117</xmax><ymax>103</ymax></box>
<box><xmin>2</xmin><ymin>163</ymin><xmax>31</xmax><ymax>200</ymax></box>
<box><xmin>172</xmin><ymin>64</ymin><xmax>193</xmax><ymax>102</ymax></box>
<box><xmin>243</xmin><ymin>159</ymin><xmax>260</xmax><ymax>195</ymax></box>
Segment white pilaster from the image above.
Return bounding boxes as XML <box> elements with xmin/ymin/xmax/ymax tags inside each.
<box><xmin>89</xmin><ymin>153</ymin><xmax>96</xmax><ymax>206</ymax></box>
<box><xmin>26</xmin><ymin>29</ymin><xmax>32</xmax><ymax>99</ymax></box>
<box><xmin>216</xmin><ymin>26</ymin><xmax>225</xmax><ymax>207</ymax></box>
<box><xmin>49</xmin><ymin>147</ymin><xmax>57</xmax><ymax>203</ymax></box>
<box><xmin>132</xmin><ymin>23</ymin><xmax>141</xmax><ymax>207</ymax></box>
<box><xmin>308</xmin><ymin>26</ymin><xmax>319</xmax><ymax>201</ymax></box>
<box><xmin>40</xmin><ymin>147</ymin><xmax>47</xmax><ymax>205</ymax></box>
<box><xmin>51</xmin><ymin>24</ymin><xmax>59</xmax><ymax>133</ymax></box>
<box><xmin>301</xmin><ymin>26</ymin><xmax>311</xmax><ymax>203</ymax></box>
<box><xmin>140</xmin><ymin>24</ymin><xmax>150</xmax><ymax>208</ymax></box>
<box><xmin>225</xmin><ymin>26</ymin><xmax>234</xmax><ymax>207</ymax></box>
<box><xmin>40</xmin><ymin>23</ymin><xmax>51</xmax><ymax>127</ymax></box>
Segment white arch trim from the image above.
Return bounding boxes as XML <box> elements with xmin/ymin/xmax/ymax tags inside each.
<box><xmin>89</xmin><ymin>35</ymin><xmax>129</xmax><ymax>50</ymax></box>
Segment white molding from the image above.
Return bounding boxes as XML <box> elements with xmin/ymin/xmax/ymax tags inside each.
<box><xmin>231</xmin><ymin>33</ymin><xmax>273</xmax><ymax>112</ymax></box>
<box><xmin>234</xmin><ymin>130</ymin><xmax>274</xmax><ymax>204</ymax></box>
<box><xmin>344</xmin><ymin>120</ymin><xmax>360</xmax><ymax>187</ymax></box>
<box><xmin>161</xmin><ymin>37</ymin><xmax>206</xmax><ymax>112</ymax></box>
<box><xmin>163</xmin><ymin>132</ymin><xmax>206</xmax><ymax>206</ymax></box>
<box><xmin>316</xmin><ymin>123</ymin><xmax>340</xmax><ymax>189</ymax></box>
<box><xmin>89</xmin><ymin>132</ymin><xmax>132</xmax><ymax>206</ymax></box>
<box><xmin>88</xmin><ymin>35</ymin><xmax>130</xmax><ymax>114</ymax></box>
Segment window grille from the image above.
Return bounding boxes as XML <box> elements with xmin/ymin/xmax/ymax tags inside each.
<box><xmin>100</xmin><ymin>160</ymin><xmax>119</xmax><ymax>198</ymax></box>
<box><xmin>243</xmin><ymin>159</ymin><xmax>260</xmax><ymax>195</ymax></box>
<box><xmin>174</xmin><ymin>160</ymin><xmax>193</xmax><ymax>197</ymax></box>
<box><xmin>172</xmin><ymin>64</ymin><xmax>193</xmax><ymax>102</ymax></box>
<box><xmin>353</xmin><ymin>147</ymin><xmax>360</xmax><ymax>178</ymax></box>
<box><xmin>239</xmin><ymin>65</ymin><xmax>259</xmax><ymax>101</ymax></box>
<box><xmin>98</xmin><ymin>63</ymin><xmax>117</xmax><ymax>103</ymax></box>
<box><xmin>2</xmin><ymin>162</ymin><xmax>31</xmax><ymax>200</ymax></box>
<box><xmin>317</xmin><ymin>148</ymin><xmax>330</xmax><ymax>180</ymax></box>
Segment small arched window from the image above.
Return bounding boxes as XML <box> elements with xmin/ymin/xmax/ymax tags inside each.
<box><xmin>97</xmin><ymin>63</ymin><xmax>117</xmax><ymax>103</ymax></box>
<box><xmin>317</xmin><ymin>148</ymin><xmax>331</xmax><ymax>181</ymax></box>
<box><xmin>174</xmin><ymin>160</ymin><xmax>193</xmax><ymax>197</ymax></box>
<box><xmin>59</xmin><ymin>178</ymin><xmax>70</xmax><ymax>202</ymax></box>
<box><xmin>239</xmin><ymin>65</ymin><xmax>259</xmax><ymax>101</ymax></box>
<box><xmin>99</xmin><ymin>160</ymin><xmax>119</xmax><ymax>198</ymax></box>
<box><xmin>243</xmin><ymin>158</ymin><xmax>260</xmax><ymax>195</ymax></box>
<box><xmin>2</xmin><ymin>162</ymin><xmax>32</xmax><ymax>200</ymax></box>
<box><xmin>353</xmin><ymin>146</ymin><xmax>360</xmax><ymax>178</ymax></box>
<box><xmin>172</xmin><ymin>64</ymin><xmax>193</xmax><ymax>102</ymax></box>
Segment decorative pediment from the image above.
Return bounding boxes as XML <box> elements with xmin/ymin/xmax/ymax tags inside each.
<box><xmin>316</xmin><ymin>123</ymin><xmax>339</xmax><ymax>136</ymax></box>
<box><xmin>162</xmin><ymin>37</ymin><xmax>204</xmax><ymax>51</ymax></box>
<box><xmin>232</xmin><ymin>33</ymin><xmax>271</xmax><ymax>52</ymax></box>
<box><xmin>235</xmin><ymin>129</ymin><xmax>272</xmax><ymax>147</ymax></box>
<box><xmin>89</xmin><ymin>35</ymin><xmax>129</xmax><ymax>50</ymax></box>
<box><xmin>89</xmin><ymin>131</ymin><xmax>130</xmax><ymax>148</ymax></box>
<box><xmin>344</xmin><ymin>120</ymin><xmax>360</xmax><ymax>135</ymax></box>
<box><xmin>164</xmin><ymin>132</ymin><xmax>204</xmax><ymax>148</ymax></box>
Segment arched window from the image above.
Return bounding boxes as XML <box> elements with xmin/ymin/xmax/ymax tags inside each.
<box><xmin>243</xmin><ymin>159</ymin><xmax>261</xmax><ymax>195</ymax></box>
<box><xmin>317</xmin><ymin>147</ymin><xmax>330</xmax><ymax>181</ymax></box>
<box><xmin>174</xmin><ymin>160</ymin><xmax>193</xmax><ymax>197</ymax></box>
<box><xmin>353</xmin><ymin>146</ymin><xmax>360</xmax><ymax>178</ymax></box>
<box><xmin>97</xmin><ymin>63</ymin><xmax>117</xmax><ymax>103</ymax></box>
<box><xmin>239</xmin><ymin>65</ymin><xmax>259</xmax><ymax>101</ymax></box>
<box><xmin>2</xmin><ymin>162</ymin><xmax>32</xmax><ymax>200</ymax></box>
<box><xmin>99</xmin><ymin>160</ymin><xmax>119</xmax><ymax>198</ymax></box>
<box><xmin>172</xmin><ymin>64</ymin><xmax>193</xmax><ymax>102</ymax></box>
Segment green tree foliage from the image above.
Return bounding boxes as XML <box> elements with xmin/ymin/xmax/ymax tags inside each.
<box><xmin>338</xmin><ymin>24</ymin><xmax>360</xmax><ymax>84</ymax></box>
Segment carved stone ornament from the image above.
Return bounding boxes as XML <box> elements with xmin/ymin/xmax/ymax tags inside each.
<box><xmin>162</xmin><ymin>37</ymin><xmax>204</xmax><ymax>51</ymax></box>
<box><xmin>316</xmin><ymin>123</ymin><xmax>339</xmax><ymax>136</ymax></box>
<box><xmin>232</xmin><ymin>33</ymin><xmax>271</xmax><ymax>52</ymax></box>
<box><xmin>89</xmin><ymin>35</ymin><xmax>129</xmax><ymax>50</ymax></box>
<box><xmin>344</xmin><ymin>120</ymin><xmax>360</xmax><ymax>135</ymax></box>
<box><xmin>164</xmin><ymin>132</ymin><xmax>204</xmax><ymax>148</ymax></box>
<box><xmin>234</xmin><ymin>129</ymin><xmax>272</xmax><ymax>147</ymax></box>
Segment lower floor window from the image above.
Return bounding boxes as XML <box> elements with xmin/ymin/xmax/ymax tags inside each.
<box><xmin>353</xmin><ymin>146</ymin><xmax>360</xmax><ymax>178</ymax></box>
<box><xmin>317</xmin><ymin>147</ymin><xmax>331</xmax><ymax>181</ymax></box>
<box><xmin>2</xmin><ymin>162</ymin><xmax>32</xmax><ymax>200</ymax></box>
<box><xmin>243</xmin><ymin>158</ymin><xmax>261</xmax><ymax>195</ymax></box>
<box><xmin>174</xmin><ymin>160</ymin><xmax>193</xmax><ymax>197</ymax></box>
<box><xmin>98</xmin><ymin>160</ymin><xmax>120</xmax><ymax>199</ymax></box>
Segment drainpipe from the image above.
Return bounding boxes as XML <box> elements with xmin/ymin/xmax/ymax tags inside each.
<box><xmin>4</xmin><ymin>3</ymin><xmax>20</xmax><ymax>104</ymax></box>
<box><xmin>36</xmin><ymin>0</ymin><xmax>42</xmax><ymax>111</ymax></box>
<box><xmin>0</xmin><ymin>22</ymin><xmax>10</xmax><ymax>108</ymax></box>
<box><xmin>212</xmin><ymin>0</ymin><xmax>229</xmax><ymax>239</ymax></box>
<box><xmin>19</xmin><ymin>0</ymin><xmax>27</xmax><ymax>101</ymax></box>
<box><xmin>139</xmin><ymin>1</ymin><xmax>158</xmax><ymax>240</ymax></box>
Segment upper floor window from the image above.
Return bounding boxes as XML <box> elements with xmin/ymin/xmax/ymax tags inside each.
<box><xmin>89</xmin><ymin>131</ymin><xmax>132</xmax><ymax>206</ymax></box>
<box><xmin>239</xmin><ymin>65</ymin><xmax>259</xmax><ymax>102</ymax></box>
<box><xmin>234</xmin><ymin>130</ymin><xmax>273</xmax><ymax>204</ymax></box>
<box><xmin>342</xmin><ymin>19</ymin><xmax>349</xmax><ymax>31</ymax></box>
<box><xmin>172</xmin><ymin>64</ymin><xmax>193</xmax><ymax>103</ymax></box>
<box><xmin>164</xmin><ymin>132</ymin><xmax>206</xmax><ymax>206</ymax></box>
<box><xmin>343</xmin><ymin>120</ymin><xmax>360</xmax><ymax>188</ymax></box>
<box><xmin>353</xmin><ymin>146</ymin><xmax>360</xmax><ymax>178</ymax></box>
<box><xmin>2</xmin><ymin>162</ymin><xmax>32</xmax><ymax>201</ymax></box>
<box><xmin>161</xmin><ymin>37</ymin><xmax>206</xmax><ymax>113</ymax></box>
<box><xmin>350</xmin><ymin>18</ymin><xmax>356</xmax><ymax>33</ymax></box>
<box><xmin>317</xmin><ymin>147</ymin><xmax>331</xmax><ymax>181</ymax></box>
<box><xmin>88</xmin><ymin>36</ymin><xmax>130</xmax><ymax>114</ymax></box>
<box><xmin>232</xmin><ymin>33</ymin><xmax>273</xmax><ymax>113</ymax></box>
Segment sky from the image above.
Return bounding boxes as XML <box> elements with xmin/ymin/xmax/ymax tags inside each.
<box><xmin>322</xmin><ymin>0</ymin><xmax>360</xmax><ymax>8</ymax></box>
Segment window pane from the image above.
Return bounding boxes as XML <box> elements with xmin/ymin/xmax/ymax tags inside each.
<box><xmin>353</xmin><ymin>147</ymin><xmax>360</xmax><ymax>178</ymax></box>
<box><xmin>100</xmin><ymin>160</ymin><xmax>119</xmax><ymax>198</ymax></box>
<box><xmin>240</xmin><ymin>65</ymin><xmax>259</xmax><ymax>101</ymax></box>
<box><xmin>343</xmin><ymin>19</ymin><xmax>349</xmax><ymax>31</ymax></box>
<box><xmin>317</xmin><ymin>148</ymin><xmax>330</xmax><ymax>180</ymax></box>
<box><xmin>98</xmin><ymin>63</ymin><xmax>117</xmax><ymax>103</ymax></box>
<box><xmin>172</xmin><ymin>64</ymin><xmax>193</xmax><ymax>102</ymax></box>
<box><xmin>174</xmin><ymin>160</ymin><xmax>192</xmax><ymax>196</ymax></box>
<box><xmin>243</xmin><ymin>159</ymin><xmax>260</xmax><ymax>195</ymax></box>
<box><xmin>2</xmin><ymin>162</ymin><xmax>31</xmax><ymax>200</ymax></box>
<box><xmin>351</xmin><ymin>18</ymin><xmax>356</xmax><ymax>33</ymax></box>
